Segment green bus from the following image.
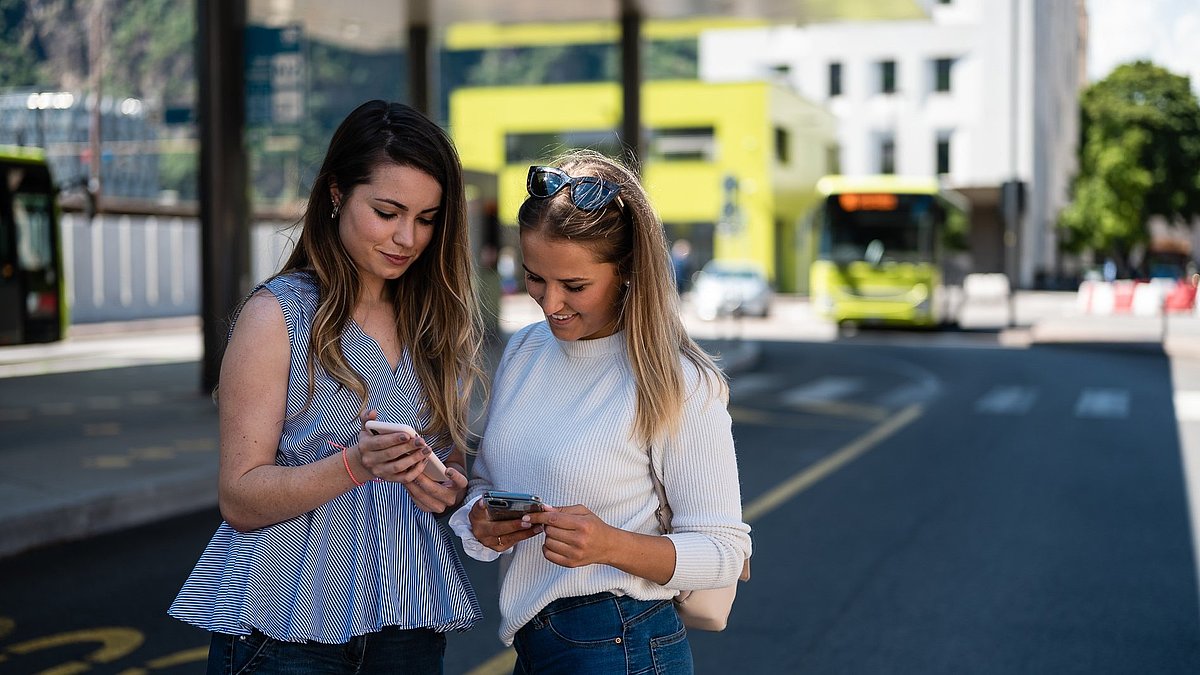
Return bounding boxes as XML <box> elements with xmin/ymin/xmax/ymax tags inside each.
<box><xmin>0</xmin><ymin>145</ymin><xmax>66</xmax><ymax>344</ymax></box>
<box><xmin>806</xmin><ymin>175</ymin><xmax>968</xmax><ymax>327</ymax></box>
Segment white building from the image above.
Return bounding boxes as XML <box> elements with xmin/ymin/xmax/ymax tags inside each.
<box><xmin>699</xmin><ymin>0</ymin><xmax>1088</xmax><ymax>288</ymax></box>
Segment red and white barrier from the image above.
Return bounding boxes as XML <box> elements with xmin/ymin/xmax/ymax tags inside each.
<box><xmin>1077</xmin><ymin>278</ymin><xmax>1197</xmax><ymax>315</ymax></box>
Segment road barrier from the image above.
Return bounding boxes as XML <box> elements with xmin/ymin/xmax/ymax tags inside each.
<box><xmin>1077</xmin><ymin>278</ymin><xmax>1197</xmax><ymax>316</ymax></box>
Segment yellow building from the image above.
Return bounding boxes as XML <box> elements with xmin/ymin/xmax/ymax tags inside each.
<box><xmin>449</xmin><ymin>79</ymin><xmax>836</xmax><ymax>292</ymax></box>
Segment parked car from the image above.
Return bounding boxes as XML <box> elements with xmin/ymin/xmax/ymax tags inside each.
<box><xmin>690</xmin><ymin>260</ymin><xmax>772</xmax><ymax>320</ymax></box>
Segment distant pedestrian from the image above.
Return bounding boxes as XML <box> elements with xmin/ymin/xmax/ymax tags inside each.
<box><xmin>671</xmin><ymin>238</ymin><xmax>692</xmax><ymax>293</ymax></box>
<box><xmin>169</xmin><ymin>100</ymin><xmax>484</xmax><ymax>674</ymax></box>
<box><xmin>449</xmin><ymin>150</ymin><xmax>752</xmax><ymax>673</ymax></box>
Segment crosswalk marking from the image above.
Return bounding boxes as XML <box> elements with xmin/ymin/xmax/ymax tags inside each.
<box><xmin>782</xmin><ymin>377</ymin><xmax>862</xmax><ymax>406</ymax></box>
<box><xmin>729</xmin><ymin>373</ymin><xmax>778</xmax><ymax>399</ymax></box>
<box><xmin>1075</xmin><ymin>388</ymin><xmax>1130</xmax><ymax>419</ymax></box>
<box><xmin>975</xmin><ymin>386</ymin><xmax>1038</xmax><ymax>414</ymax></box>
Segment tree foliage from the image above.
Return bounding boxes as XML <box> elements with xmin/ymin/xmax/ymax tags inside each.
<box><xmin>8</xmin><ymin>0</ymin><xmax>194</xmax><ymax>108</ymax></box>
<box><xmin>0</xmin><ymin>0</ymin><xmax>45</xmax><ymax>86</ymax></box>
<box><xmin>1060</xmin><ymin>60</ymin><xmax>1200</xmax><ymax>267</ymax></box>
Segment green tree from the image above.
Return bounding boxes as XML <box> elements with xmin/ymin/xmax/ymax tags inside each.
<box><xmin>0</xmin><ymin>0</ymin><xmax>44</xmax><ymax>86</ymax></box>
<box><xmin>1060</xmin><ymin>60</ymin><xmax>1200</xmax><ymax>271</ymax></box>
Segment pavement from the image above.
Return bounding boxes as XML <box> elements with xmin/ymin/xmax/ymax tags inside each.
<box><xmin>2</xmin><ymin>291</ymin><xmax>1200</xmax><ymax>559</ymax></box>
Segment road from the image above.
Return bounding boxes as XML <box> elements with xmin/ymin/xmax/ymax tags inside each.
<box><xmin>2</xmin><ymin>334</ymin><xmax>1198</xmax><ymax>674</ymax></box>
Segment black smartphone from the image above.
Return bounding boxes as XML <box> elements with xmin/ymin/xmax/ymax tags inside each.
<box><xmin>483</xmin><ymin>491</ymin><xmax>545</xmax><ymax>520</ymax></box>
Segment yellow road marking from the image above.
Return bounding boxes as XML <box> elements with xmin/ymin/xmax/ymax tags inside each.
<box><xmin>743</xmin><ymin>403</ymin><xmax>923</xmax><ymax>523</ymax></box>
<box><xmin>463</xmin><ymin>403</ymin><xmax>924</xmax><ymax>673</ymax></box>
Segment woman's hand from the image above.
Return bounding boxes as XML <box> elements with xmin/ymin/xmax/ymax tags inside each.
<box><xmin>523</xmin><ymin>504</ymin><xmax>619</xmax><ymax>568</ymax></box>
<box><xmin>467</xmin><ymin>498</ymin><xmax>544</xmax><ymax>552</ymax></box>
<box><xmin>525</xmin><ymin>505</ymin><xmax>677</xmax><ymax>584</ymax></box>
<box><xmin>404</xmin><ymin>466</ymin><xmax>469</xmax><ymax>514</ymax></box>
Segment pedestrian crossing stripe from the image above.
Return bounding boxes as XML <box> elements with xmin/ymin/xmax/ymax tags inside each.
<box><xmin>975</xmin><ymin>386</ymin><xmax>1038</xmax><ymax>414</ymax></box>
<box><xmin>1075</xmin><ymin>388</ymin><xmax>1130</xmax><ymax>419</ymax></box>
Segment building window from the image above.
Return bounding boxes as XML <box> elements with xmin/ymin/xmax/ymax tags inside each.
<box><xmin>505</xmin><ymin>130</ymin><xmax>622</xmax><ymax>164</ymax></box>
<box><xmin>879</xmin><ymin>60</ymin><xmax>897</xmax><ymax>94</ymax></box>
<box><xmin>880</xmin><ymin>136</ymin><xmax>895</xmax><ymax>174</ymax></box>
<box><xmin>774</xmin><ymin>127</ymin><xmax>790</xmax><ymax>164</ymax></box>
<box><xmin>647</xmin><ymin>127</ymin><xmax>716</xmax><ymax>162</ymax></box>
<box><xmin>829</xmin><ymin>62</ymin><xmax>842</xmax><ymax>97</ymax></box>
<box><xmin>934</xmin><ymin>58</ymin><xmax>953</xmax><ymax>93</ymax></box>
<box><xmin>936</xmin><ymin>133</ymin><xmax>951</xmax><ymax>174</ymax></box>
<box><xmin>825</xmin><ymin>144</ymin><xmax>841</xmax><ymax>175</ymax></box>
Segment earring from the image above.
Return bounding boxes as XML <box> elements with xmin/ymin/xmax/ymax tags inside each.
<box><xmin>623</xmin><ymin>280</ymin><xmax>631</xmax><ymax>287</ymax></box>
<box><xmin>331</xmin><ymin>199</ymin><xmax>340</xmax><ymax>220</ymax></box>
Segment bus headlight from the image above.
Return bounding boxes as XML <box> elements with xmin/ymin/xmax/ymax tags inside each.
<box><xmin>907</xmin><ymin>283</ymin><xmax>928</xmax><ymax>303</ymax></box>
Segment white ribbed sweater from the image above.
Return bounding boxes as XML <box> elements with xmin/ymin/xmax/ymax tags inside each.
<box><xmin>464</xmin><ymin>321</ymin><xmax>752</xmax><ymax>646</ymax></box>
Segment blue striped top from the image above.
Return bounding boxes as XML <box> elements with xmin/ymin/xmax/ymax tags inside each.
<box><xmin>168</xmin><ymin>271</ymin><xmax>481</xmax><ymax>643</ymax></box>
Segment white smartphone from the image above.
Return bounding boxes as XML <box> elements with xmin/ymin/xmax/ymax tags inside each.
<box><xmin>363</xmin><ymin>420</ymin><xmax>449</xmax><ymax>482</ymax></box>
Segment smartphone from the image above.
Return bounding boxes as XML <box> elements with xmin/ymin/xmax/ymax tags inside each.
<box><xmin>363</xmin><ymin>420</ymin><xmax>449</xmax><ymax>482</ymax></box>
<box><xmin>483</xmin><ymin>491</ymin><xmax>544</xmax><ymax>520</ymax></box>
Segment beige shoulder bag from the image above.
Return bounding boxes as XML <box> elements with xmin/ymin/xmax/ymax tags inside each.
<box><xmin>649</xmin><ymin>448</ymin><xmax>751</xmax><ymax>632</ymax></box>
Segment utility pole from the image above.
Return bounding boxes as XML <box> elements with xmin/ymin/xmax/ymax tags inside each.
<box><xmin>88</xmin><ymin>0</ymin><xmax>106</xmax><ymax>203</ymax></box>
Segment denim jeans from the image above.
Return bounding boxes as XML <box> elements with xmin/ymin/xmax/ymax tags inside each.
<box><xmin>206</xmin><ymin>626</ymin><xmax>446</xmax><ymax>675</ymax></box>
<box><xmin>512</xmin><ymin>592</ymin><xmax>693</xmax><ymax>675</ymax></box>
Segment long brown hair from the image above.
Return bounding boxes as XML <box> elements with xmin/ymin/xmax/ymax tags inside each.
<box><xmin>517</xmin><ymin>149</ymin><xmax>726</xmax><ymax>445</ymax></box>
<box><xmin>278</xmin><ymin>100</ymin><xmax>482</xmax><ymax>450</ymax></box>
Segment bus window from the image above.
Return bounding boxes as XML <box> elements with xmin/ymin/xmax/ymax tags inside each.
<box><xmin>825</xmin><ymin>193</ymin><xmax>935</xmax><ymax>264</ymax></box>
<box><xmin>0</xmin><ymin>152</ymin><xmax>64</xmax><ymax>344</ymax></box>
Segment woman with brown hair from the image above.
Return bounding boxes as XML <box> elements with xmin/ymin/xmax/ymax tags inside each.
<box><xmin>171</xmin><ymin>100</ymin><xmax>484</xmax><ymax>674</ymax></box>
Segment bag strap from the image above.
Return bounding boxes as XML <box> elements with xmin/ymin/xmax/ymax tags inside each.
<box><xmin>650</xmin><ymin>444</ymin><xmax>751</xmax><ymax>582</ymax></box>
<box><xmin>648</xmin><ymin>445</ymin><xmax>674</xmax><ymax>534</ymax></box>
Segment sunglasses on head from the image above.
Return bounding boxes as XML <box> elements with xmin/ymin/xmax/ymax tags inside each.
<box><xmin>526</xmin><ymin>166</ymin><xmax>622</xmax><ymax>211</ymax></box>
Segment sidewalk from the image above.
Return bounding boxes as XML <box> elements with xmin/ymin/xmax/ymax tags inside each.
<box><xmin>2</xmin><ymin>292</ymin><xmax>1198</xmax><ymax>559</ymax></box>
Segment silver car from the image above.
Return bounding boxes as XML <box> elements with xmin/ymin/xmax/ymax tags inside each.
<box><xmin>690</xmin><ymin>260</ymin><xmax>772</xmax><ymax>320</ymax></box>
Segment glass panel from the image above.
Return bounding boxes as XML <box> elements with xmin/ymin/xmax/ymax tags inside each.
<box><xmin>823</xmin><ymin>194</ymin><xmax>937</xmax><ymax>263</ymax></box>
<box><xmin>246</xmin><ymin>0</ymin><xmax>408</xmax><ymax>211</ymax></box>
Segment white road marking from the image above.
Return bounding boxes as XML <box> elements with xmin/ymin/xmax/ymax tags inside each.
<box><xmin>975</xmin><ymin>386</ymin><xmax>1038</xmax><ymax>414</ymax></box>
<box><xmin>782</xmin><ymin>377</ymin><xmax>862</xmax><ymax>407</ymax></box>
<box><xmin>1074</xmin><ymin>388</ymin><xmax>1130</xmax><ymax>419</ymax></box>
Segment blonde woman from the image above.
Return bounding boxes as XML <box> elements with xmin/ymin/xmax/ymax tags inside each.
<box><xmin>451</xmin><ymin>150</ymin><xmax>752</xmax><ymax>674</ymax></box>
<box><xmin>171</xmin><ymin>100</ymin><xmax>484</xmax><ymax>674</ymax></box>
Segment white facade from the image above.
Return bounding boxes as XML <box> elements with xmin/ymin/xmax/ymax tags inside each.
<box><xmin>699</xmin><ymin>0</ymin><xmax>1087</xmax><ymax>287</ymax></box>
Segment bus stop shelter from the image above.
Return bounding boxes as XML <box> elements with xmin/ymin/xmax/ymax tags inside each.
<box><xmin>196</xmin><ymin>0</ymin><xmax>927</xmax><ymax>390</ymax></box>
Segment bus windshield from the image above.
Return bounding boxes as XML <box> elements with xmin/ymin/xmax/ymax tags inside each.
<box><xmin>821</xmin><ymin>193</ymin><xmax>937</xmax><ymax>265</ymax></box>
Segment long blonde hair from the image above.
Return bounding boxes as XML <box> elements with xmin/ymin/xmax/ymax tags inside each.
<box><xmin>278</xmin><ymin>100</ymin><xmax>482</xmax><ymax>450</ymax></box>
<box><xmin>517</xmin><ymin>149</ymin><xmax>726</xmax><ymax>445</ymax></box>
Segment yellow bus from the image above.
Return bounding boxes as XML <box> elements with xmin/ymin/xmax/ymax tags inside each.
<box><xmin>806</xmin><ymin>175</ymin><xmax>968</xmax><ymax>327</ymax></box>
<box><xmin>0</xmin><ymin>145</ymin><xmax>66</xmax><ymax>344</ymax></box>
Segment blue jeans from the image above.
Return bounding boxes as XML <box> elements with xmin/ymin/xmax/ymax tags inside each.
<box><xmin>206</xmin><ymin>626</ymin><xmax>446</xmax><ymax>675</ymax></box>
<box><xmin>512</xmin><ymin>592</ymin><xmax>693</xmax><ymax>675</ymax></box>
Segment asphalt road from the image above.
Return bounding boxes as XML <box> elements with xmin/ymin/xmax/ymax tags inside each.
<box><xmin>2</xmin><ymin>335</ymin><xmax>1198</xmax><ymax>674</ymax></box>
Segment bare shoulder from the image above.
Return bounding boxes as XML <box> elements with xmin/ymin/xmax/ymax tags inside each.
<box><xmin>225</xmin><ymin>290</ymin><xmax>288</xmax><ymax>360</ymax></box>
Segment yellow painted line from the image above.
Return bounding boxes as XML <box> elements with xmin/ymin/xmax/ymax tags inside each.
<box><xmin>464</xmin><ymin>646</ymin><xmax>517</xmax><ymax>675</ymax></box>
<box><xmin>141</xmin><ymin>645</ymin><xmax>210</xmax><ymax>668</ymax></box>
<box><xmin>743</xmin><ymin>404</ymin><xmax>923</xmax><ymax>523</ymax></box>
<box><xmin>463</xmin><ymin>404</ymin><xmax>923</xmax><ymax>674</ymax></box>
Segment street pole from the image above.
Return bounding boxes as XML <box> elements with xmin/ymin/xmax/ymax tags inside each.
<box><xmin>88</xmin><ymin>0</ymin><xmax>106</xmax><ymax>201</ymax></box>
<box><xmin>1005</xmin><ymin>0</ymin><xmax>1020</xmax><ymax>327</ymax></box>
